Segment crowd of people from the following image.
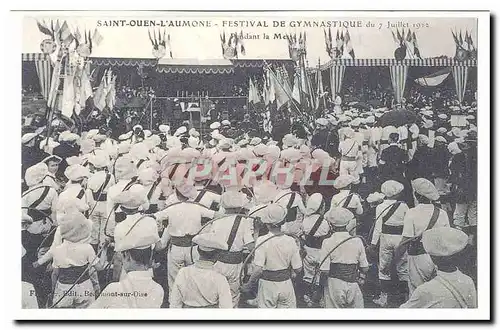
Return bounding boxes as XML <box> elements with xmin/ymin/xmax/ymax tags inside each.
<box><xmin>21</xmin><ymin>95</ymin><xmax>478</xmax><ymax>309</ymax></box>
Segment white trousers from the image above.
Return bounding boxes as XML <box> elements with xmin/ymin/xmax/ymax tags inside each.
<box><xmin>214</xmin><ymin>261</ymin><xmax>243</xmax><ymax>308</ymax></box>
<box><xmin>339</xmin><ymin>160</ymin><xmax>359</xmax><ymax>182</ymax></box>
<box><xmin>378</xmin><ymin>234</ymin><xmax>408</xmax><ymax>281</ymax></box>
<box><xmin>53</xmin><ymin>279</ymin><xmax>95</xmax><ymax>308</ymax></box>
<box><xmin>168</xmin><ymin>245</ymin><xmax>198</xmax><ymax>295</ymax></box>
<box><xmin>257</xmin><ymin>279</ymin><xmax>296</xmax><ymax>308</ymax></box>
<box><xmin>324</xmin><ymin>278</ymin><xmax>364</xmax><ymax>308</ymax></box>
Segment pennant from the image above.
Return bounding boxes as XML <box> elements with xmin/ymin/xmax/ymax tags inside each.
<box><xmin>37</xmin><ymin>21</ymin><xmax>54</xmax><ymax>39</ymax></box>
<box><xmin>406</xmin><ymin>29</ymin><xmax>412</xmax><ymax>42</ymax></box>
<box><xmin>391</xmin><ymin>30</ymin><xmax>399</xmax><ymax>45</ymax></box>
<box><xmin>344</xmin><ymin>30</ymin><xmax>355</xmax><ymax>59</ymax></box>
<box><xmin>74</xmin><ymin>26</ymin><xmax>82</xmax><ymax>43</ymax></box>
<box><xmin>58</xmin><ymin>21</ymin><xmax>74</xmax><ymax>45</ymax></box>
<box><xmin>248</xmin><ymin>77</ymin><xmax>260</xmax><ymax>104</ymax></box>
<box><xmin>292</xmin><ymin>73</ymin><xmax>301</xmax><ymax>103</ymax></box>
<box><xmin>92</xmin><ymin>28</ymin><xmax>103</xmax><ymax>47</ymax></box>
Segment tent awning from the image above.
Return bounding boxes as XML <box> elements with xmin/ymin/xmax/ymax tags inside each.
<box><xmin>90</xmin><ymin>57</ymin><xmax>157</xmax><ymax>67</ymax></box>
<box><xmin>321</xmin><ymin>58</ymin><xmax>477</xmax><ymax>69</ymax></box>
<box><xmin>157</xmin><ymin>58</ymin><xmax>234</xmax><ymax>74</ymax></box>
<box><xmin>22</xmin><ymin>53</ymin><xmax>50</xmax><ymax>61</ymax></box>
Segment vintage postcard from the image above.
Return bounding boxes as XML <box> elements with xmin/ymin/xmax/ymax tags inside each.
<box><xmin>14</xmin><ymin>10</ymin><xmax>489</xmax><ymax>320</ymax></box>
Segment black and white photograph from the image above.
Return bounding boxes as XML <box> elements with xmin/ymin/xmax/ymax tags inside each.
<box><xmin>13</xmin><ymin>10</ymin><xmax>490</xmax><ymax>320</ymax></box>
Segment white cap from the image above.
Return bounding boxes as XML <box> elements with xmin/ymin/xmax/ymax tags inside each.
<box><xmin>412</xmin><ymin>178</ymin><xmax>440</xmax><ymax>201</ymax></box>
<box><xmin>114</xmin><ymin>215</ymin><xmax>160</xmax><ymax>252</ymax></box>
<box><xmin>305</xmin><ymin>193</ymin><xmax>324</xmax><ymax>215</ymax></box>
<box><xmin>333</xmin><ymin>175</ymin><xmax>355</xmax><ymax>189</ymax></box>
<box><xmin>315</xmin><ymin>118</ymin><xmax>328</xmax><ymax>126</ymax></box>
<box><xmin>221</xmin><ymin>120</ymin><xmax>231</xmax><ymax>126</ymax></box>
<box><xmin>113</xmin><ymin>184</ymin><xmax>147</xmax><ymax>209</ymax></box>
<box><xmin>422</xmin><ymin>227</ymin><xmax>469</xmax><ymax>257</ymax></box>
<box><xmin>221</xmin><ymin>191</ymin><xmax>249</xmax><ymax>209</ymax></box>
<box><xmin>366</xmin><ymin>192</ymin><xmax>385</xmax><ymax>204</ymax></box>
<box><xmin>260</xmin><ymin>204</ymin><xmax>287</xmax><ymax>225</ymax></box>
<box><xmin>25</xmin><ymin>163</ymin><xmax>49</xmax><ymax>186</ymax></box>
<box><xmin>209</xmin><ymin>122</ymin><xmax>221</xmax><ymax>130</ymax></box>
<box><xmin>249</xmin><ymin>137</ymin><xmax>262</xmax><ymax>146</ymax></box>
<box><xmin>64</xmin><ymin>164</ymin><xmax>90</xmax><ymax>181</ymax></box>
<box><xmin>192</xmin><ymin>232</ymin><xmax>228</xmax><ymax>252</ymax></box>
<box><xmin>325</xmin><ymin>207</ymin><xmax>354</xmax><ymax>226</ymax></box>
<box><xmin>381</xmin><ymin>180</ymin><xmax>404</xmax><ymax>198</ymax></box>
<box><xmin>159</xmin><ymin>124</ymin><xmax>170</xmax><ymax>133</ymax></box>
<box><xmin>174</xmin><ymin>126</ymin><xmax>187</xmax><ymax>137</ymax></box>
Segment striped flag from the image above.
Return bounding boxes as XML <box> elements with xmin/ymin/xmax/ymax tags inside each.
<box><xmin>34</xmin><ymin>60</ymin><xmax>52</xmax><ymax>101</ymax></box>
<box><xmin>93</xmin><ymin>70</ymin><xmax>108</xmax><ymax>111</ymax></box>
<box><xmin>58</xmin><ymin>21</ymin><xmax>74</xmax><ymax>46</ymax></box>
<box><xmin>329</xmin><ymin>65</ymin><xmax>346</xmax><ymax>101</ymax></box>
<box><xmin>270</xmin><ymin>66</ymin><xmax>291</xmax><ymax>109</ymax></box>
<box><xmin>414</xmin><ymin>68</ymin><xmax>451</xmax><ymax>87</ymax></box>
<box><xmin>389</xmin><ymin>65</ymin><xmax>408</xmax><ymax>105</ymax></box>
<box><xmin>451</xmin><ymin>66</ymin><xmax>469</xmax><ymax>104</ymax></box>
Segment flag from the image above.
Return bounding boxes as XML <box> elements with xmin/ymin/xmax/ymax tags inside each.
<box><xmin>248</xmin><ymin>77</ymin><xmax>260</xmax><ymax>104</ymax></box>
<box><xmin>459</xmin><ymin>30</ymin><xmax>464</xmax><ymax>47</ymax></box>
<box><xmin>292</xmin><ymin>73</ymin><xmax>301</xmax><ymax>103</ymax></box>
<box><xmin>105</xmin><ymin>75</ymin><xmax>117</xmax><ymax>111</ymax></box>
<box><xmin>92</xmin><ymin>28</ymin><xmax>104</xmax><ymax>47</ymax></box>
<box><xmin>414</xmin><ymin>68</ymin><xmax>451</xmax><ymax>87</ymax></box>
<box><xmin>267</xmin><ymin>69</ymin><xmax>276</xmax><ymax>105</ymax></box>
<box><xmin>404</xmin><ymin>29</ymin><xmax>415</xmax><ymax>58</ymax></box>
<box><xmin>93</xmin><ymin>70</ymin><xmax>108</xmax><ymax>111</ymax></box>
<box><xmin>337</xmin><ymin>31</ymin><xmax>344</xmax><ymax>52</ymax></box>
<box><xmin>60</xmin><ymin>58</ymin><xmax>77</xmax><ymax>118</ymax></box>
<box><xmin>344</xmin><ymin>30</ymin><xmax>355</xmax><ymax>59</ymax></box>
<box><xmin>58</xmin><ymin>21</ymin><xmax>74</xmax><ymax>46</ymax></box>
<box><xmin>74</xmin><ymin>26</ymin><xmax>82</xmax><ymax>43</ymax></box>
<box><xmin>315</xmin><ymin>65</ymin><xmax>326</xmax><ymax>111</ymax></box>
<box><xmin>412</xmin><ymin>31</ymin><xmax>421</xmax><ymax>58</ymax></box>
<box><xmin>269</xmin><ymin>67</ymin><xmax>291</xmax><ymax>109</ymax></box>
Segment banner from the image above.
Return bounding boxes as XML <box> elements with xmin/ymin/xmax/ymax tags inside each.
<box><xmin>329</xmin><ymin>65</ymin><xmax>346</xmax><ymax>101</ymax></box>
<box><xmin>389</xmin><ymin>65</ymin><xmax>408</xmax><ymax>104</ymax></box>
<box><xmin>451</xmin><ymin>66</ymin><xmax>469</xmax><ymax>104</ymax></box>
<box><xmin>34</xmin><ymin>60</ymin><xmax>52</xmax><ymax>101</ymax></box>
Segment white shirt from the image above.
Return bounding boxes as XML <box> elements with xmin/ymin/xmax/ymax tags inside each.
<box><xmin>170</xmin><ymin>261</ymin><xmax>232</xmax><ymax>308</ymax></box>
<box><xmin>253</xmin><ymin>233</ymin><xmax>302</xmax><ymax>271</ymax></box>
<box><xmin>209</xmin><ymin>214</ymin><xmax>254</xmax><ymax>251</ymax></box>
<box><xmin>50</xmin><ymin>240</ymin><xmax>97</xmax><ymax>268</ymax></box>
<box><xmin>57</xmin><ymin>183</ymin><xmax>90</xmax><ymax>213</ymax></box>
<box><xmin>402</xmin><ymin>204</ymin><xmax>450</xmax><ymax>238</ymax></box>
<box><xmin>371</xmin><ymin>200</ymin><xmax>409</xmax><ymax>244</ymax></box>
<box><xmin>194</xmin><ymin>188</ymin><xmax>221</xmax><ymax>209</ymax></box>
<box><xmin>319</xmin><ymin>232</ymin><xmax>369</xmax><ymax>271</ymax></box>
<box><xmin>339</xmin><ymin>139</ymin><xmax>360</xmax><ymax>157</ymax></box>
<box><xmin>106</xmin><ymin>178</ymin><xmax>137</xmax><ymax>234</ymax></box>
<box><xmin>273</xmin><ymin>189</ymin><xmax>305</xmax><ymax>213</ymax></box>
<box><xmin>302</xmin><ymin>214</ymin><xmax>330</xmax><ymax>237</ymax></box>
<box><xmin>330</xmin><ymin>190</ymin><xmax>363</xmax><ymax>215</ymax></box>
<box><xmin>156</xmin><ymin>202</ymin><xmax>215</xmax><ymax>236</ymax></box>
<box><xmin>90</xmin><ymin>270</ymin><xmax>164</xmax><ymax>308</ymax></box>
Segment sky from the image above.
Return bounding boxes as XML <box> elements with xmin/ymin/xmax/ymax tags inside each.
<box><xmin>21</xmin><ymin>13</ymin><xmax>477</xmax><ymax>65</ymax></box>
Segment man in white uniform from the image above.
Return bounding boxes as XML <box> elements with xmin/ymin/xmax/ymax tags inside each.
<box><xmin>401</xmin><ymin>227</ymin><xmax>477</xmax><ymax>308</ymax></box>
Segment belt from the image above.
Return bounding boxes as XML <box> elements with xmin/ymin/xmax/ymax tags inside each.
<box><xmin>380</xmin><ymin>139</ymin><xmax>389</xmax><ymax>145</ymax></box>
<box><xmin>91</xmin><ymin>191</ymin><xmax>107</xmax><ymax>201</ymax></box>
<box><xmin>261</xmin><ymin>269</ymin><xmax>291</xmax><ymax>282</ymax></box>
<box><xmin>171</xmin><ymin>235</ymin><xmax>194</xmax><ymax>247</ymax></box>
<box><xmin>27</xmin><ymin>208</ymin><xmax>51</xmax><ymax>222</ymax></box>
<box><xmin>58</xmin><ymin>264</ymin><xmax>90</xmax><ymax>284</ymax></box>
<box><xmin>145</xmin><ymin>204</ymin><xmax>158</xmax><ymax>214</ymax></box>
<box><xmin>341</xmin><ymin>155</ymin><xmax>357</xmax><ymax>161</ymax></box>
<box><xmin>362</xmin><ymin>141</ymin><xmax>369</xmax><ymax>146</ymax></box>
<box><xmin>382</xmin><ymin>224</ymin><xmax>404</xmax><ymax>235</ymax></box>
<box><xmin>408</xmin><ymin>240</ymin><xmax>427</xmax><ymax>256</ymax></box>
<box><xmin>217</xmin><ymin>250</ymin><xmax>244</xmax><ymax>264</ymax></box>
<box><xmin>304</xmin><ymin>235</ymin><xmax>327</xmax><ymax>249</ymax></box>
<box><xmin>183</xmin><ymin>303</ymin><xmax>217</xmax><ymax>308</ymax></box>
<box><xmin>328</xmin><ymin>263</ymin><xmax>358</xmax><ymax>283</ymax></box>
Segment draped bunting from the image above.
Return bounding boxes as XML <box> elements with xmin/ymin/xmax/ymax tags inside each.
<box><xmin>389</xmin><ymin>65</ymin><xmax>408</xmax><ymax>105</ymax></box>
<box><xmin>34</xmin><ymin>60</ymin><xmax>52</xmax><ymax>101</ymax></box>
<box><xmin>321</xmin><ymin>58</ymin><xmax>477</xmax><ymax>69</ymax></box>
<box><xmin>329</xmin><ymin>65</ymin><xmax>345</xmax><ymax>102</ymax></box>
<box><xmin>451</xmin><ymin>66</ymin><xmax>469</xmax><ymax>104</ymax></box>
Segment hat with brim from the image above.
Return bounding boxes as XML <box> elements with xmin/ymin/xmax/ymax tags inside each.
<box><xmin>64</xmin><ymin>164</ymin><xmax>90</xmax><ymax>181</ymax></box>
<box><xmin>42</xmin><ymin>155</ymin><xmax>62</xmax><ymax>164</ymax></box>
<box><xmin>59</xmin><ymin>211</ymin><xmax>92</xmax><ymax>243</ymax></box>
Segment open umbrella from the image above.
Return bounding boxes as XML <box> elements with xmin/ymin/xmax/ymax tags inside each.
<box><xmin>376</xmin><ymin>109</ymin><xmax>418</xmax><ymax>127</ymax></box>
